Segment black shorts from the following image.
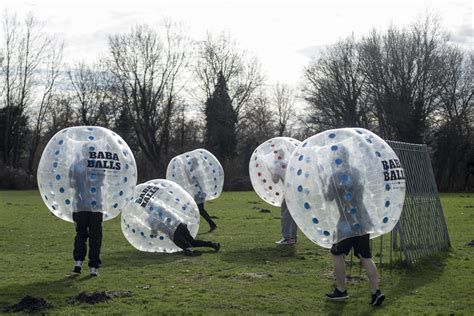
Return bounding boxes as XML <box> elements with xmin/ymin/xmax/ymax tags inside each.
<box><xmin>330</xmin><ymin>234</ymin><xmax>371</xmax><ymax>258</ymax></box>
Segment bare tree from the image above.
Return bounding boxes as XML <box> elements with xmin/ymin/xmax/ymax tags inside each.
<box><xmin>193</xmin><ymin>31</ymin><xmax>264</xmax><ymax>120</ymax></box>
<box><xmin>0</xmin><ymin>11</ymin><xmax>63</xmax><ymax>170</ymax></box>
<box><xmin>433</xmin><ymin>48</ymin><xmax>473</xmax><ymax>190</ymax></box>
<box><xmin>27</xmin><ymin>36</ymin><xmax>63</xmax><ymax>172</ymax></box>
<box><xmin>360</xmin><ymin>14</ymin><xmax>448</xmax><ymax>142</ymax></box>
<box><xmin>67</xmin><ymin>61</ymin><xmax>114</xmax><ymax>126</ymax></box>
<box><xmin>303</xmin><ymin>35</ymin><xmax>371</xmax><ymax>131</ymax></box>
<box><xmin>272</xmin><ymin>82</ymin><xmax>296</xmax><ymax>136</ymax></box>
<box><xmin>106</xmin><ymin>22</ymin><xmax>190</xmax><ymax>175</ymax></box>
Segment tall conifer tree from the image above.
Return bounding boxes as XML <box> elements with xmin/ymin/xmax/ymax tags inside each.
<box><xmin>205</xmin><ymin>72</ymin><xmax>237</xmax><ymax>161</ymax></box>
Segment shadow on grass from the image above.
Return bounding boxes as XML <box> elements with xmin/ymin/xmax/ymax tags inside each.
<box><xmin>221</xmin><ymin>245</ymin><xmax>299</xmax><ymax>264</ymax></box>
<box><xmin>104</xmin><ymin>250</ymin><xmax>184</xmax><ymax>268</ymax></box>
<box><xmin>344</xmin><ymin>252</ymin><xmax>449</xmax><ymax>315</ymax></box>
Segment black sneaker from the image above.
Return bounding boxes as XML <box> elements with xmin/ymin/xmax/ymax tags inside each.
<box><xmin>370</xmin><ymin>290</ymin><xmax>385</xmax><ymax>306</ymax></box>
<box><xmin>209</xmin><ymin>225</ymin><xmax>217</xmax><ymax>233</ymax></box>
<box><xmin>212</xmin><ymin>242</ymin><xmax>221</xmax><ymax>252</ymax></box>
<box><xmin>183</xmin><ymin>248</ymin><xmax>202</xmax><ymax>256</ymax></box>
<box><xmin>325</xmin><ymin>288</ymin><xmax>349</xmax><ymax>300</ymax></box>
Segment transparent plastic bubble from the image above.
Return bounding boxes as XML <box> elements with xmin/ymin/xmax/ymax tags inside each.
<box><xmin>249</xmin><ymin>137</ymin><xmax>301</xmax><ymax>207</ymax></box>
<box><xmin>121</xmin><ymin>180</ymin><xmax>200</xmax><ymax>253</ymax></box>
<box><xmin>284</xmin><ymin>128</ymin><xmax>406</xmax><ymax>248</ymax></box>
<box><xmin>37</xmin><ymin>126</ymin><xmax>137</xmax><ymax>222</ymax></box>
<box><xmin>166</xmin><ymin>149</ymin><xmax>224</xmax><ymax>204</ymax></box>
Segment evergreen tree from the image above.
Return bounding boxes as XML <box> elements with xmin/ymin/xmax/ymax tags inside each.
<box><xmin>205</xmin><ymin>72</ymin><xmax>238</xmax><ymax>161</ymax></box>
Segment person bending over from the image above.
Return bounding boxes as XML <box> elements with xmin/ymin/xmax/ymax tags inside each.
<box><xmin>147</xmin><ymin>203</ymin><xmax>220</xmax><ymax>257</ymax></box>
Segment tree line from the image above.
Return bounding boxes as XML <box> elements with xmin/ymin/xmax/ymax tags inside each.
<box><xmin>0</xmin><ymin>11</ymin><xmax>472</xmax><ymax>191</ymax></box>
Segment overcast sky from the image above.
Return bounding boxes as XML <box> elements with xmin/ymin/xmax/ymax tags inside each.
<box><xmin>2</xmin><ymin>0</ymin><xmax>473</xmax><ymax>87</ymax></box>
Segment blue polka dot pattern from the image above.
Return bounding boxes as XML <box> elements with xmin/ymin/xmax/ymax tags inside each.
<box><xmin>344</xmin><ymin>192</ymin><xmax>353</xmax><ymax>201</ymax></box>
<box><xmin>383</xmin><ymin>217</ymin><xmax>389</xmax><ymax>223</ymax></box>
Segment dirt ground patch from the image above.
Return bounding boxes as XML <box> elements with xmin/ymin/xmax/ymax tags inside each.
<box><xmin>68</xmin><ymin>291</ymin><xmax>133</xmax><ymax>305</ymax></box>
<box><xmin>3</xmin><ymin>295</ymin><xmax>52</xmax><ymax>313</ymax></box>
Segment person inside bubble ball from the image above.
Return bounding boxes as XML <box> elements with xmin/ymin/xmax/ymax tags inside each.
<box><xmin>146</xmin><ymin>203</ymin><xmax>220</xmax><ymax>256</ymax></box>
<box><xmin>185</xmin><ymin>157</ymin><xmax>218</xmax><ymax>232</ymax></box>
<box><xmin>323</xmin><ymin>144</ymin><xmax>384</xmax><ymax>306</ymax></box>
<box><xmin>69</xmin><ymin>143</ymin><xmax>105</xmax><ymax>276</ymax></box>
<box><xmin>270</xmin><ymin>149</ymin><xmax>298</xmax><ymax>245</ymax></box>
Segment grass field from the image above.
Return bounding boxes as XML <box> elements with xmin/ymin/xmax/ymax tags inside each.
<box><xmin>0</xmin><ymin>191</ymin><xmax>473</xmax><ymax>315</ymax></box>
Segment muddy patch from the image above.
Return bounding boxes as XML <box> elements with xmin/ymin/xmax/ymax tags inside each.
<box><xmin>3</xmin><ymin>295</ymin><xmax>52</xmax><ymax>313</ymax></box>
<box><xmin>68</xmin><ymin>291</ymin><xmax>132</xmax><ymax>305</ymax></box>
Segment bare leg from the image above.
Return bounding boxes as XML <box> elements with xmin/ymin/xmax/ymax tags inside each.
<box><xmin>360</xmin><ymin>257</ymin><xmax>379</xmax><ymax>293</ymax></box>
<box><xmin>332</xmin><ymin>254</ymin><xmax>346</xmax><ymax>291</ymax></box>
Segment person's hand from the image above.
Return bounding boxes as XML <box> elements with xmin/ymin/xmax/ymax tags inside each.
<box><xmin>272</xmin><ymin>173</ymin><xmax>280</xmax><ymax>184</ymax></box>
<box><xmin>198</xmin><ymin>191</ymin><xmax>207</xmax><ymax>200</ymax></box>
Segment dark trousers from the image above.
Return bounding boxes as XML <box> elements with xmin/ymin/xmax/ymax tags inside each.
<box><xmin>197</xmin><ymin>203</ymin><xmax>216</xmax><ymax>228</ymax></box>
<box><xmin>72</xmin><ymin>211</ymin><xmax>103</xmax><ymax>268</ymax></box>
<box><xmin>173</xmin><ymin>223</ymin><xmax>213</xmax><ymax>250</ymax></box>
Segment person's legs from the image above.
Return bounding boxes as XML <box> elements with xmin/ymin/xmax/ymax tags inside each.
<box><xmin>180</xmin><ymin>223</ymin><xmax>218</xmax><ymax>249</ymax></box>
<box><xmin>326</xmin><ymin>238</ymin><xmax>353</xmax><ymax>300</ymax></box>
<box><xmin>87</xmin><ymin>212</ymin><xmax>103</xmax><ymax>268</ymax></box>
<box><xmin>354</xmin><ymin>234</ymin><xmax>385</xmax><ymax>306</ymax></box>
<box><xmin>360</xmin><ymin>257</ymin><xmax>379</xmax><ymax>293</ymax></box>
<box><xmin>280</xmin><ymin>200</ymin><xmax>297</xmax><ymax>240</ymax></box>
<box><xmin>332</xmin><ymin>255</ymin><xmax>346</xmax><ymax>291</ymax></box>
<box><xmin>173</xmin><ymin>224</ymin><xmax>193</xmax><ymax>250</ymax></box>
<box><xmin>72</xmin><ymin>212</ymin><xmax>89</xmax><ymax>263</ymax></box>
<box><xmin>197</xmin><ymin>203</ymin><xmax>217</xmax><ymax>231</ymax></box>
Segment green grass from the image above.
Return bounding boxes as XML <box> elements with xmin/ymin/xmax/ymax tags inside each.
<box><xmin>0</xmin><ymin>191</ymin><xmax>473</xmax><ymax>315</ymax></box>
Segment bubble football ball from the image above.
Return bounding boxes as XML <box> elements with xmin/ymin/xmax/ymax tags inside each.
<box><xmin>284</xmin><ymin>128</ymin><xmax>406</xmax><ymax>248</ymax></box>
<box><xmin>37</xmin><ymin>126</ymin><xmax>137</xmax><ymax>223</ymax></box>
<box><xmin>249</xmin><ymin>137</ymin><xmax>301</xmax><ymax>206</ymax></box>
<box><xmin>166</xmin><ymin>149</ymin><xmax>224</xmax><ymax>204</ymax></box>
<box><xmin>121</xmin><ymin>180</ymin><xmax>200</xmax><ymax>253</ymax></box>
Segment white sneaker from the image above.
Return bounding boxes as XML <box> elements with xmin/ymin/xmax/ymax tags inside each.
<box><xmin>90</xmin><ymin>267</ymin><xmax>99</xmax><ymax>276</ymax></box>
<box><xmin>73</xmin><ymin>260</ymin><xmax>82</xmax><ymax>273</ymax></box>
<box><xmin>275</xmin><ymin>237</ymin><xmax>297</xmax><ymax>245</ymax></box>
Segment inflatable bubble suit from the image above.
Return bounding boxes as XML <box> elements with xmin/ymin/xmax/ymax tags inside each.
<box><xmin>166</xmin><ymin>149</ymin><xmax>224</xmax><ymax>204</ymax></box>
<box><xmin>37</xmin><ymin>126</ymin><xmax>137</xmax><ymax>223</ymax></box>
<box><xmin>284</xmin><ymin>128</ymin><xmax>406</xmax><ymax>248</ymax></box>
<box><xmin>249</xmin><ymin>137</ymin><xmax>301</xmax><ymax>206</ymax></box>
<box><xmin>121</xmin><ymin>180</ymin><xmax>200</xmax><ymax>252</ymax></box>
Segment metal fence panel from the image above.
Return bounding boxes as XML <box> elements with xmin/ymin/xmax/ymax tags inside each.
<box><xmin>386</xmin><ymin>141</ymin><xmax>450</xmax><ymax>264</ymax></box>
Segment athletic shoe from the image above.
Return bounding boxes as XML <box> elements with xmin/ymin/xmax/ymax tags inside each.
<box><xmin>325</xmin><ymin>288</ymin><xmax>349</xmax><ymax>300</ymax></box>
<box><xmin>73</xmin><ymin>261</ymin><xmax>82</xmax><ymax>274</ymax></box>
<box><xmin>90</xmin><ymin>267</ymin><xmax>99</xmax><ymax>277</ymax></box>
<box><xmin>183</xmin><ymin>248</ymin><xmax>202</xmax><ymax>256</ymax></box>
<box><xmin>209</xmin><ymin>225</ymin><xmax>217</xmax><ymax>233</ymax></box>
<box><xmin>370</xmin><ymin>290</ymin><xmax>385</xmax><ymax>306</ymax></box>
<box><xmin>275</xmin><ymin>237</ymin><xmax>297</xmax><ymax>245</ymax></box>
<box><xmin>212</xmin><ymin>242</ymin><xmax>221</xmax><ymax>252</ymax></box>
